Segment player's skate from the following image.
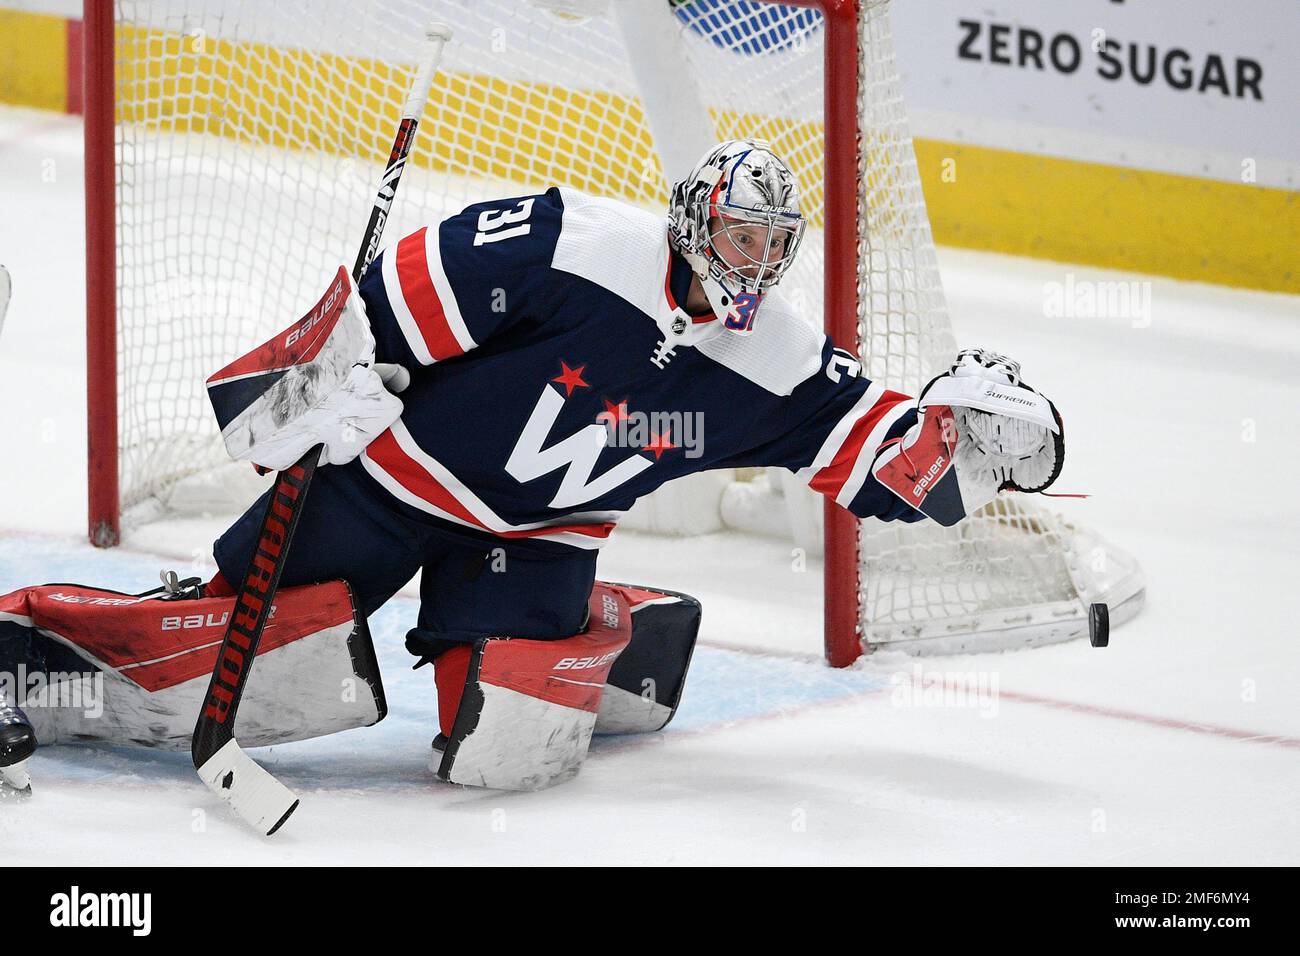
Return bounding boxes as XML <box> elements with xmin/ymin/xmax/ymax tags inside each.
<box><xmin>0</xmin><ymin>691</ymin><xmax>36</xmax><ymax>797</ymax></box>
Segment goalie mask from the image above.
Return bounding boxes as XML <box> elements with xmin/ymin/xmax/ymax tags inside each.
<box><xmin>668</xmin><ymin>139</ymin><xmax>806</xmax><ymax>333</ymax></box>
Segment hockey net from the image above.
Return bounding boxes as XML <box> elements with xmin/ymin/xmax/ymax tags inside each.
<box><xmin>87</xmin><ymin>0</ymin><xmax>1144</xmax><ymax>662</ymax></box>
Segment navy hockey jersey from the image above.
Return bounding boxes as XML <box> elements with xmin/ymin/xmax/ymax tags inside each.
<box><xmin>354</xmin><ymin>187</ymin><xmax>923</xmax><ymax>554</ymax></box>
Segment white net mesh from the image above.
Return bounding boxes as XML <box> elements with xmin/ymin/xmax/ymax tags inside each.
<box><xmin>112</xmin><ymin>0</ymin><xmax>673</xmax><ymax>519</ymax></box>
<box><xmin>847</xmin><ymin>1</ymin><xmax>1142</xmax><ymax>651</ymax></box>
<box><xmin>108</xmin><ymin>0</ymin><xmax>1142</xmax><ymax>653</ymax></box>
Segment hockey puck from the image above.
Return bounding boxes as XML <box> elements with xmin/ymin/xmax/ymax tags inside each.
<box><xmin>1088</xmin><ymin>603</ymin><xmax>1110</xmax><ymax>647</ymax></box>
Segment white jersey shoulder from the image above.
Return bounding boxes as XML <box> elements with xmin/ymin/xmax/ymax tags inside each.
<box><xmin>551</xmin><ymin>187</ymin><xmax>824</xmax><ymax>397</ymax></box>
<box><xmin>551</xmin><ymin>187</ymin><xmax>670</xmax><ymax>317</ymax></box>
<box><xmin>696</xmin><ymin>289</ymin><xmax>824</xmax><ymax>397</ymax></box>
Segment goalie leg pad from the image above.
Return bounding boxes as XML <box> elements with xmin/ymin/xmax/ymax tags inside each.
<box><xmin>594</xmin><ymin>583</ymin><xmax>701</xmax><ymax>735</ymax></box>
<box><xmin>433</xmin><ymin>584</ymin><xmax>632</xmax><ymax>791</ymax></box>
<box><xmin>0</xmin><ymin>579</ymin><xmax>385</xmax><ymax>750</ymax></box>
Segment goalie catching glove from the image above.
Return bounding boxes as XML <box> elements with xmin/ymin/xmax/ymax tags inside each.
<box><xmin>206</xmin><ymin>266</ymin><xmax>406</xmax><ymax>471</ymax></box>
<box><xmin>872</xmin><ymin>349</ymin><xmax>1065</xmax><ymax>526</ymax></box>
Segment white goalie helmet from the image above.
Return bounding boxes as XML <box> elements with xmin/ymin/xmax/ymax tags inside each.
<box><xmin>668</xmin><ymin>139</ymin><xmax>806</xmax><ymax>333</ymax></box>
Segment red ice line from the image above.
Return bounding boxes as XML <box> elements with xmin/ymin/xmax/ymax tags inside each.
<box><xmin>692</xmin><ymin>639</ymin><xmax>1300</xmax><ymax>752</ymax></box>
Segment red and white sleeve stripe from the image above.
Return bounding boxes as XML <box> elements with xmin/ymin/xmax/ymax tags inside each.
<box><xmin>380</xmin><ymin>225</ymin><xmax>476</xmax><ymax>365</ymax></box>
<box><xmin>796</xmin><ymin>383</ymin><xmax>913</xmax><ymax>507</ymax></box>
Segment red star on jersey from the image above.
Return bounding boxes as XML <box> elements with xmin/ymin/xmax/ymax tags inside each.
<box><xmin>641</xmin><ymin>428</ymin><xmax>677</xmax><ymax>461</ymax></box>
<box><xmin>597</xmin><ymin>397</ymin><xmax>631</xmax><ymax>427</ymax></box>
<box><xmin>551</xmin><ymin>361</ymin><xmax>589</xmax><ymax>397</ymax></box>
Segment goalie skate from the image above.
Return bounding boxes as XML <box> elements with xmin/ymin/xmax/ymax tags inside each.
<box><xmin>0</xmin><ymin>692</ymin><xmax>35</xmax><ymax>797</ymax></box>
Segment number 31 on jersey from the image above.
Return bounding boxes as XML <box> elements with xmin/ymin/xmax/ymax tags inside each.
<box><xmin>474</xmin><ymin>198</ymin><xmax>535</xmax><ymax>245</ymax></box>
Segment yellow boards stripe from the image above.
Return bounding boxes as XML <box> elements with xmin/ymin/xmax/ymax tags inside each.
<box><xmin>112</xmin><ymin>25</ymin><xmax>666</xmax><ymax>209</ymax></box>
<box><xmin>0</xmin><ymin>14</ymin><xmax>1292</xmax><ymax>293</ymax></box>
<box><xmin>111</xmin><ymin>28</ymin><xmax>831</xmax><ymax>222</ymax></box>
<box><xmin>0</xmin><ymin>11</ymin><xmax>68</xmax><ymax>112</ymax></box>
<box><xmin>915</xmin><ymin>139</ymin><xmax>1298</xmax><ymax>294</ymax></box>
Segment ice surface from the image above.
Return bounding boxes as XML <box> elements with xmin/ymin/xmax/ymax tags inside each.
<box><xmin>1</xmin><ymin>107</ymin><xmax>1297</xmax><ymax>864</ymax></box>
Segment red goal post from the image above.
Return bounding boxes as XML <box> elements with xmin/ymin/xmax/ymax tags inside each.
<box><xmin>85</xmin><ymin>0</ymin><xmax>119</xmax><ymax>551</ymax></box>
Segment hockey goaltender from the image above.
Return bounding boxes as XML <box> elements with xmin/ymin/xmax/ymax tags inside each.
<box><xmin>0</xmin><ymin>140</ymin><xmax>1065</xmax><ymax>797</ymax></box>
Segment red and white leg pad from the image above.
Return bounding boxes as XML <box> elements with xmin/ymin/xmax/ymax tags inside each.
<box><xmin>432</xmin><ymin>585</ymin><xmax>632</xmax><ymax>791</ymax></box>
<box><xmin>593</xmin><ymin>583</ymin><xmax>701</xmax><ymax>735</ymax></box>
<box><xmin>0</xmin><ymin>579</ymin><xmax>385</xmax><ymax>749</ymax></box>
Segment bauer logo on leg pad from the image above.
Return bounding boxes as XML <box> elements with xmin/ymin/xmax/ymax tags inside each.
<box><xmin>434</xmin><ymin>586</ymin><xmax>632</xmax><ymax>791</ymax></box>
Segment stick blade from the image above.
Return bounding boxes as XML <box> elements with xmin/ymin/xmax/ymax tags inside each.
<box><xmin>197</xmin><ymin>739</ymin><xmax>299</xmax><ymax>836</ymax></box>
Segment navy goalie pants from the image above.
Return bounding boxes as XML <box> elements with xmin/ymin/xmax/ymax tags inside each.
<box><xmin>213</xmin><ymin>460</ymin><xmax>596</xmax><ymax>662</ymax></box>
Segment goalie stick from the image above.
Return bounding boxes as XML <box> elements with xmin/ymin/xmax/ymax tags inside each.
<box><xmin>191</xmin><ymin>23</ymin><xmax>453</xmax><ymax>836</ymax></box>
<box><xmin>0</xmin><ymin>265</ymin><xmax>10</xmax><ymax>338</ymax></box>
<box><xmin>1</xmin><ymin>268</ymin><xmax>35</xmax><ymax>798</ymax></box>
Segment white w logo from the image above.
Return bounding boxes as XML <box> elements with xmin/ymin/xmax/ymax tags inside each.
<box><xmin>505</xmin><ymin>386</ymin><xmax>652</xmax><ymax>509</ymax></box>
